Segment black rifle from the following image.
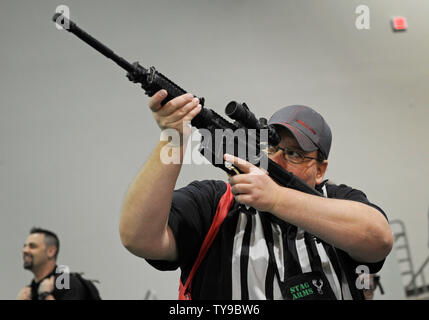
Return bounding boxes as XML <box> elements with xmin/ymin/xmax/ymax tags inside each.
<box><xmin>52</xmin><ymin>13</ymin><xmax>322</xmax><ymax>197</ymax></box>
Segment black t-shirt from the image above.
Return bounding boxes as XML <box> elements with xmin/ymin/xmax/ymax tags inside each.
<box><xmin>30</xmin><ymin>266</ymin><xmax>90</xmax><ymax>300</ymax></box>
<box><xmin>147</xmin><ymin>180</ymin><xmax>388</xmax><ymax>300</ymax></box>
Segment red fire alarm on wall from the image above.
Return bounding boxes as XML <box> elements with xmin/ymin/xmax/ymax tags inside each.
<box><xmin>392</xmin><ymin>16</ymin><xmax>407</xmax><ymax>31</ymax></box>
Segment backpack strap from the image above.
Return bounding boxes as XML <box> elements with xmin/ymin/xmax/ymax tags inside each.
<box><xmin>178</xmin><ymin>183</ymin><xmax>234</xmax><ymax>300</ymax></box>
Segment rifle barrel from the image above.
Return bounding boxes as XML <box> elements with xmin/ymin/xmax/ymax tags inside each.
<box><xmin>52</xmin><ymin>13</ymin><xmax>135</xmax><ymax>73</ymax></box>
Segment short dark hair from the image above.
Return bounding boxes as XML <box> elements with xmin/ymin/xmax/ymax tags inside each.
<box><xmin>30</xmin><ymin>227</ymin><xmax>60</xmax><ymax>259</ymax></box>
<box><xmin>316</xmin><ymin>150</ymin><xmax>326</xmax><ymax>163</ymax></box>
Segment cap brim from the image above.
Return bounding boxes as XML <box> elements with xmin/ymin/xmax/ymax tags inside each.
<box><xmin>272</xmin><ymin>122</ymin><xmax>318</xmax><ymax>152</ymax></box>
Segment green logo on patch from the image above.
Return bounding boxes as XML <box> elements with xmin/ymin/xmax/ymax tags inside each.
<box><xmin>290</xmin><ymin>282</ymin><xmax>314</xmax><ymax>300</ymax></box>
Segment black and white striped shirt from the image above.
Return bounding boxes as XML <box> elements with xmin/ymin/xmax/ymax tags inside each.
<box><xmin>147</xmin><ymin>180</ymin><xmax>386</xmax><ymax>300</ymax></box>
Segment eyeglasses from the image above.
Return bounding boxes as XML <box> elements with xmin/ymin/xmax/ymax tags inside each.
<box><xmin>266</xmin><ymin>145</ymin><xmax>319</xmax><ymax>164</ymax></box>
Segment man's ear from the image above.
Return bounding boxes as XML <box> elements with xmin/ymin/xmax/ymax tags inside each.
<box><xmin>315</xmin><ymin>160</ymin><xmax>328</xmax><ymax>185</ymax></box>
<box><xmin>46</xmin><ymin>246</ymin><xmax>57</xmax><ymax>259</ymax></box>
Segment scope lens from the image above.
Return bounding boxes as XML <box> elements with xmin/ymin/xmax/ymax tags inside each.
<box><xmin>225</xmin><ymin>101</ymin><xmax>241</xmax><ymax>117</ymax></box>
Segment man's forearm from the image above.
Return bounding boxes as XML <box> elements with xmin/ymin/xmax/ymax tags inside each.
<box><xmin>271</xmin><ymin>187</ymin><xmax>393</xmax><ymax>263</ymax></box>
<box><xmin>119</xmin><ymin>140</ymin><xmax>186</xmax><ymax>258</ymax></box>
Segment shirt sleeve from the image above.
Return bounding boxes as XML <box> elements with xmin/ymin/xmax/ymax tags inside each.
<box><xmin>328</xmin><ymin>183</ymin><xmax>388</xmax><ymax>220</ymax></box>
<box><xmin>146</xmin><ymin>180</ymin><xmax>227</xmax><ymax>271</ymax></box>
<box><xmin>326</xmin><ymin>183</ymin><xmax>388</xmax><ymax>274</ymax></box>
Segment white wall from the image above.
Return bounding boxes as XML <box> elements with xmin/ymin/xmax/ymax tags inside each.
<box><xmin>1</xmin><ymin>0</ymin><xmax>428</xmax><ymax>299</ymax></box>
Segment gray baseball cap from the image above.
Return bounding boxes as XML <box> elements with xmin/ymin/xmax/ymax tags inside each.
<box><xmin>268</xmin><ymin>105</ymin><xmax>332</xmax><ymax>160</ymax></box>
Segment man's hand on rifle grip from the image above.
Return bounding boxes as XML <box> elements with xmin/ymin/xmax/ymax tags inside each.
<box><xmin>149</xmin><ymin>90</ymin><xmax>202</xmax><ymax>144</ymax></box>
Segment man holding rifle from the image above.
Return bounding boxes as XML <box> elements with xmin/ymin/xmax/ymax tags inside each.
<box><xmin>51</xmin><ymin>12</ymin><xmax>392</xmax><ymax>300</ymax></box>
<box><xmin>119</xmin><ymin>90</ymin><xmax>393</xmax><ymax>300</ymax></box>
